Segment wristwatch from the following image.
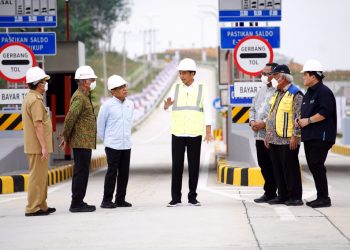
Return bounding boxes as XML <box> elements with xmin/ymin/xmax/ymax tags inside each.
<box><xmin>308</xmin><ymin>117</ymin><xmax>312</xmax><ymax>124</ymax></box>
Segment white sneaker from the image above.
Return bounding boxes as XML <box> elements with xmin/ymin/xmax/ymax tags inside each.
<box><xmin>167</xmin><ymin>201</ymin><xmax>182</xmax><ymax>207</ymax></box>
<box><xmin>188</xmin><ymin>199</ymin><xmax>201</xmax><ymax>206</ymax></box>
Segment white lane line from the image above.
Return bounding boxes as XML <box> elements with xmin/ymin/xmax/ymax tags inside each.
<box><xmin>198</xmin><ymin>147</ymin><xmax>212</xmax><ymax>188</ymax></box>
<box><xmin>274</xmin><ymin>207</ymin><xmax>297</xmax><ymax>221</ymax></box>
<box><xmin>302</xmin><ymin>170</ymin><xmax>314</xmax><ymax>181</ymax></box>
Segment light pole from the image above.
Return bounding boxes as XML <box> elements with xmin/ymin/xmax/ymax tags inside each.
<box><xmin>65</xmin><ymin>0</ymin><xmax>70</xmax><ymax>41</ymax></box>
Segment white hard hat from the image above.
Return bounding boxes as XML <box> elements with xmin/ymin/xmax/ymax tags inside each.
<box><xmin>107</xmin><ymin>75</ymin><xmax>127</xmax><ymax>90</ymax></box>
<box><xmin>177</xmin><ymin>58</ymin><xmax>197</xmax><ymax>71</ymax></box>
<box><xmin>74</xmin><ymin>65</ymin><xmax>98</xmax><ymax>79</ymax></box>
<box><xmin>26</xmin><ymin>66</ymin><xmax>50</xmax><ymax>84</ymax></box>
<box><xmin>301</xmin><ymin>59</ymin><xmax>323</xmax><ymax>72</ymax></box>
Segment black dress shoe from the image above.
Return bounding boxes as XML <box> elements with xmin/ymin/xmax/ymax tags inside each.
<box><xmin>101</xmin><ymin>201</ymin><xmax>118</xmax><ymax>209</ymax></box>
<box><xmin>116</xmin><ymin>201</ymin><xmax>132</xmax><ymax>207</ymax></box>
<box><xmin>254</xmin><ymin>194</ymin><xmax>276</xmax><ymax>203</ymax></box>
<box><xmin>268</xmin><ymin>197</ymin><xmax>286</xmax><ymax>205</ymax></box>
<box><xmin>25</xmin><ymin>209</ymin><xmax>49</xmax><ymax>217</ymax></box>
<box><xmin>69</xmin><ymin>203</ymin><xmax>96</xmax><ymax>213</ymax></box>
<box><xmin>308</xmin><ymin>198</ymin><xmax>331</xmax><ymax>208</ymax></box>
<box><xmin>46</xmin><ymin>207</ymin><xmax>56</xmax><ymax>214</ymax></box>
<box><xmin>306</xmin><ymin>199</ymin><xmax>317</xmax><ymax>206</ymax></box>
<box><xmin>285</xmin><ymin>199</ymin><xmax>303</xmax><ymax>206</ymax></box>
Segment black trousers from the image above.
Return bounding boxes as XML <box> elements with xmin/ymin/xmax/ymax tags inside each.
<box><xmin>103</xmin><ymin>147</ymin><xmax>131</xmax><ymax>203</ymax></box>
<box><xmin>171</xmin><ymin>135</ymin><xmax>202</xmax><ymax>202</ymax></box>
<box><xmin>269</xmin><ymin>144</ymin><xmax>302</xmax><ymax>200</ymax></box>
<box><xmin>256</xmin><ymin>140</ymin><xmax>276</xmax><ymax>197</ymax></box>
<box><xmin>304</xmin><ymin>140</ymin><xmax>332</xmax><ymax>199</ymax></box>
<box><xmin>71</xmin><ymin>148</ymin><xmax>92</xmax><ymax>207</ymax></box>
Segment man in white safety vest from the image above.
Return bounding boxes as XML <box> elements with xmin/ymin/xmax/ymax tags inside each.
<box><xmin>164</xmin><ymin>58</ymin><xmax>213</xmax><ymax>207</ymax></box>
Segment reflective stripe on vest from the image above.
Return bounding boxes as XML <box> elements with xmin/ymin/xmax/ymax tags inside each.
<box><xmin>171</xmin><ymin>83</ymin><xmax>205</xmax><ymax>135</ymax></box>
<box><xmin>172</xmin><ymin>84</ymin><xmax>203</xmax><ymax>111</ymax></box>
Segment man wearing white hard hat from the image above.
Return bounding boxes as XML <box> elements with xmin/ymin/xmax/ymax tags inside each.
<box><xmin>22</xmin><ymin>66</ymin><xmax>56</xmax><ymax>216</ymax></box>
<box><xmin>97</xmin><ymin>75</ymin><xmax>134</xmax><ymax>208</ymax></box>
<box><xmin>164</xmin><ymin>58</ymin><xmax>213</xmax><ymax>207</ymax></box>
<box><xmin>61</xmin><ymin>65</ymin><xmax>98</xmax><ymax>212</ymax></box>
<box><xmin>296</xmin><ymin>59</ymin><xmax>336</xmax><ymax>208</ymax></box>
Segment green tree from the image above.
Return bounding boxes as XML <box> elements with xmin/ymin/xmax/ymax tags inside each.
<box><xmin>52</xmin><ymin>0</ymin><xmax>130</xmax><ymax>54</ymax></box>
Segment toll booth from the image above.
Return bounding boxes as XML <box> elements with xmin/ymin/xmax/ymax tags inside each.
<box><xmin>45</xmin><ymin>41</ymin><xmax>85</xmax><ymax>162</ymax></box>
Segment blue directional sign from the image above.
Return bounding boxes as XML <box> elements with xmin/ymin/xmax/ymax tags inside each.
<box><xmin>219</xmin><ymin>10</ymin><xmax>281</xmax><ymax>22</ymax></box>
<box><xmin>0</xmin><ymin>16</ymin><xmax>57</xmax><ymax>27</ymax></box>
<box><xmin>0</xmin><ymin>33</ymin><xmax>56</xmax><ymax>55</ymax></box>
<box><xmin>221</xmin><ymin>27</ymin><xmax>280</xmax><ymax>49</ymax></box>
<box><xmin>230</xmin><ymin>85</ymin><xmax>253</xmax><ymax>106</ymax></box>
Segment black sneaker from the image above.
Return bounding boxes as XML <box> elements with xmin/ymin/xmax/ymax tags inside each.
<box><xmin>101</xmin><ymin>201</ymin><xmax>118</xmax><ymax>209</ymax></box>
<box><xmin>115</xmin><ymin>201</ymin><xmax>132</xmax><ymax>207</ymax></box>
<box><xmin>69</xmin><ymin>203</ymin><xmax>96</xmax><ymax>213</ymax></box>
<box><xmin>254</xmin><ymin>194</ymin><xmax>276</xmax><ymax>203</ymax></box>
<box><xmin>46</xmin><ymin>207</ymin><xmax>56</xmax><ymax>214</ymax></box>
<box><xmin>188</xmin><ymin>199</ymin><xmax>201</xmax><ymax>206</ymax></box>
<box><xmin>167</xmin><ymin>200</ymin><xmax>182</xmax><ymax>207</ymax></box>
<box><xmin>308</xmin><ymin>197</ymin><xmax>331</xmax><ymax>208</ymax></box>
<box><xmin>25</xmin><ymin>209</ymin><xmax>49</xmax><ymax>217</ymax></box>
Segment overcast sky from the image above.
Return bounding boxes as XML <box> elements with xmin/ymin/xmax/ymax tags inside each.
<box><xmin>111</xmin><ymin>0</ymin><xmax>350</xmax><ymax>71</ymax></box>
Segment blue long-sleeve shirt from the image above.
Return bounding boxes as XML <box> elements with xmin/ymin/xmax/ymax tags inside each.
<box><xmin>97</xmin><ymin>97</ymin><xmax>134</xmax><ymax>150</ymax></box>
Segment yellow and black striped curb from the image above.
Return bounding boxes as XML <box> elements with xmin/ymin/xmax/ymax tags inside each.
<box><xmin>217</xmin><ymin>159</ymin><xmax>264</xmax><ymax>186</ymax></box>
<box><xmin>0</xmin><ymin>113</ymin><xmax>23</xmax><ymax>130</ymax></box>
<box><xmin>331</xmin><ymin>144</ymin><xmax>350</xmax><ymax>157</ymax></box>
<box><xmin>232</xmin><ymin>106</ymin><xmax>250</xmax><ymax>123</ymax></box>
<box><xmin>0</xmin><ymin>155</ymin><xmax>107</xmax><ymax>194</ymax></box>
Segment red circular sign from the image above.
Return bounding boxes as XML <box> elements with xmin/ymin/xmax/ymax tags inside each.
<box><xmin>233</xmin><ymin>36</ymin><xmax>273</xmax><ymax>76</ymax></box>
<box><xmin>0</xmin><ymin>42</ymin><xmax>36</xmax><ymax>83</ymax></box>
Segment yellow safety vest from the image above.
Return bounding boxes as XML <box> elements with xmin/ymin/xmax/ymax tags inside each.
<box><xmin>268</xmin><ymin>84</ymin><xmax>301</xmax><ymax>138</ymax></box>
<box><xmin>171</xmin><ymin>83</ymin><xmax>205</xmax><ymax>135</ymax></box>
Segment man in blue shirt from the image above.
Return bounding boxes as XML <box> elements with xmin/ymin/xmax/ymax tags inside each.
<box><xmin>97</xmin><ymin>75</ymin><xmax>134</xmax><ymax>208</ymax></box>
<box><xmin>296</xmin><ymin>59</ymin><xmax>336</xmax><ymax>208</ymax></box>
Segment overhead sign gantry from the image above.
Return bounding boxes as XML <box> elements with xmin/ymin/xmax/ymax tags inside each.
<box><xmin>219</xmin><ymin>0</ymin><xmax>281</xmax><ymax>22</ymax></box>
<box><xmin>0</xmin><ymin>0</ymin><xmax>57</xmax><ymax>27</ymax></box>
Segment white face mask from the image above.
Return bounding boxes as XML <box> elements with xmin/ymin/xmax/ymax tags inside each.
<box><xmin>261</xmin><ymin>75</ymin><xmax>269</xmax><ymax>85</ymax></box>
<box><xmin>271</xmin><ymin>78</ymin><xmax>278</xmax><ymax>88</ymax></box>
<box><xmin>44</xmin><ymin>82</ymin><xmax>48</xmax><ymax>91</ymax></box>
<box><xmin>90</xmin><ymin>81</ymin><xmax>96</xmax><ymax>91</ymax></box>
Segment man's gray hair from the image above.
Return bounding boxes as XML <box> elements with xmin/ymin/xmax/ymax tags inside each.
<box><xmin>281</xmin><ymin>73</ymin><xmax>293</xmax><ymax>83</ymax></box>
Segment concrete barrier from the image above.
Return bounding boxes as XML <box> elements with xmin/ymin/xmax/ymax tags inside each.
<box><xmin>217</xmin><ymin>159</ymin><xmax>264</xmax><ymax>186</ymax></box>
<box><xmin>331</xmin><ymin>144</ymin><xmax>350</xmax><ymax>156</ymax></box>
<box><xmin>0</xmin><ymin>155</ymin><xmax>107</xmax><ymax>194</ymax></box>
